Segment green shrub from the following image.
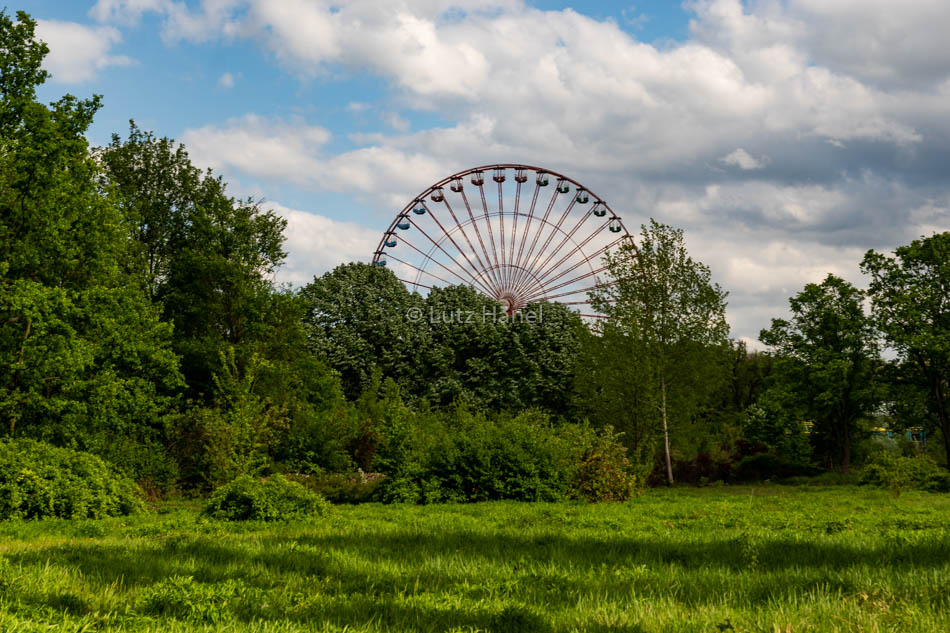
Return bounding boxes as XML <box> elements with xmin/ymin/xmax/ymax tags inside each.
<box><xmin>730</xmin><ymin>453</ymin><xmax>821</xmax><ymax>482</ymax></box>
<box><xmin>287</xmin><ymin>470</ymin><xmax>386</xmax><ymax>504</ymax></box>
<box><xmin>203</xmin><ymin>474</ymin><xmax>331</xmax><ymax>521</ymax></box>
<box><xmin>859</xmin><ymin>453</ymin><xmax>950</xmax><ymax>493</ymax></box>
<box><xmin>568</xmin><ymin>426</ymin><xmax>640</xmax><ymax>502</ymax></box>
<box><xmin>0</xmin><ymin>439</ymin><xmax>144</xmax><ymax>520</ymax></box>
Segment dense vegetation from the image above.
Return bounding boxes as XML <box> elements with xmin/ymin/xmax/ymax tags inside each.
<box><xmin>1</xmin><ymin>487</ymin><xmax>948</xmax><ymax>632</ymax></box>
<box><xmin>2</xmin><ymin>8</ymin><xmax>949</xmax><ymax>506</ymax></box>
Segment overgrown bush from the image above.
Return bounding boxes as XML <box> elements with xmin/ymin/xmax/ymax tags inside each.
<box><xmin>567</xmin><ymin>425</ymin><xmax>639</xmax><ymax>501</ymax></box>
<box><xmin>859</xmin><ymin>453</ymin><xmax>950</xmax><ymax>493</ymax></box>
<box><xmin>288</xmin><ymin>470</ymin><xmax>386</xmax><ymax>504</ymax></box>
<box><xmin>203</xmin><ymin>474</ymin><xmax>331</xmax><ymax>521</ymax></box>
<box><xmin>370</xmin><ymin>408</ymin><xmax>639</xmax><ymax>504</ymax></box>
<box><xmin>0</xmin><ymin>439</ymin><xmax>144</xmax><ymax>520</ymax></box>
<box><xmin>730</xmin><ymin>453</ymin><xmax>822</xmax><ymax>482</ymax></box>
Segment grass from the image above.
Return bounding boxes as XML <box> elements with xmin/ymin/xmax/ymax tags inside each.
<box><xmin>0</xmin><ymin>485</ymin><xmax>948</xmax><ymax>632</ymax></box>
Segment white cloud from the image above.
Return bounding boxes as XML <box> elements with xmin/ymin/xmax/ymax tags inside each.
<box><xmin>381</xmin><ymin>112</ymin><xmax>410</xmax><ymax>132</ymax></box>
<box><xmin>217</xmin><ymin>71</ymin><xmax>235</xmax><ymax>88</ymax></box>
<box><xmin>35</xmin><ymin>20</ymin><xmax>134</xmax><ymax>83</ymax></box>
<box><xmin>93</xmin><ymin>0</ymin><xmax>950</xmax><ymax>340</ymax></box>
<box><xmin>720</xmin><ymin>148</ymin><xmax>768</xmax><ymax>170</ymax></box>
<box><xmin>265</xmin><ymin>202</ymin><xmax>381</xmax><ymax>285</ymax></box>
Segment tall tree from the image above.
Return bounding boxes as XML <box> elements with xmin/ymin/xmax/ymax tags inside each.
<box><xmin>98</xmin><ymin>123</ymin><xmax>287</xmax><ymax>398</ymax></box>
<box><xmin>759</xmin><ymin>274</ymin><xmax>880</xmax><ymax>472</ymax></box>
<box><xmin>0</xmin><ymin>11</ymin><xmax>181</xmax><ymax>482</ymax></box>
<box><xmin>862</xmin><ymin>233</ymin><xmax>950</xmax><ymax>468</ymax></box>
<box><xmin>589</xmin><ymin>220</ymin><xmax>730</xmax><ymax>484</ymax></box>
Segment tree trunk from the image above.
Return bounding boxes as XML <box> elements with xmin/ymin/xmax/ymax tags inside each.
<box><xmin>661</xmin><ymin>372</ymin><xmax>674</xmax><ymax>486</ymax></box>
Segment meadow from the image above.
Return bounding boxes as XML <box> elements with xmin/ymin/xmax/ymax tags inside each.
<box><xmin>0</xmin><ymin>485</ymin><xmax>948</xmax><ymax>633</ymax></box>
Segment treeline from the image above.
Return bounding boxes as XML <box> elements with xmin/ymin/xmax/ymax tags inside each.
<box><xmin>2</xmin><ymin>12</ymin><xmax>949</xmax><ymax>503</ymax></box>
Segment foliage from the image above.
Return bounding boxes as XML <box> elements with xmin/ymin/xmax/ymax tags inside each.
<box><xmin>288</xmin><ymin>470</ymin><xmax>386</xmax><ymax>504</ymax></box>
<box><xmin>859</xmin><ymin>452</ymin><xmax>950</xmax><ymax>493</ymax></box>
<box><xmin>567</xmin><ymin>425</ymin><xmax>640</xmax><ymax>501</ymax></box>
<box><xmin>0</xmin><ymin>12</ymin><xmax>182</xmax><ymax>481</ymax></box>
<box><xmin>202</xmin><ymin>474</ymin><xmax>331</xmax><ymax>521</ymax></box>
<box><xmin>302</xmin><ymin>265</ymin><xmax>582</xmax><ymax>411</ymax></box>
<box><xmin>759</xmin><ymin>274</ymin><xmax>881</xmax><ymax>472</ymax></box>
<box><xmin>588</xmin><ymin>219</ymin><xmax>730</xmax><ymax>484</ymax></box>
<box><xmin>729</xmin><ymin>453</ymin><xmax>822</xmax><ymax>483</ymax></box>
<box><xmin>862</xmin><ymin>232</ymin><xmax>950</xmax><ymax>468</ymax></box>
<box><xmin>0</xmin><ymin>438</ymin><xmax>143</xmax><ymax>519</ymax></box>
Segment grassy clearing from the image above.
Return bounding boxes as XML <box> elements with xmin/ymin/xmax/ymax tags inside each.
<box><xmin>0</xmin><ymin>486</ymin><xmax>948</xmax><ymax>632</ymax></box>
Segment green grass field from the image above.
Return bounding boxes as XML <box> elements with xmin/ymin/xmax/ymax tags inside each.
<box><xmin>1</xmin><ymin>486</ymin><xmax>948</xmax><ymax>632</ymax></box>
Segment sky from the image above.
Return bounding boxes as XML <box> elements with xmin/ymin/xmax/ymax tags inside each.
<box><xmin>23</xmin><ymin>0</ymin><xmax>950</xmax><ymax>347</ymax></box>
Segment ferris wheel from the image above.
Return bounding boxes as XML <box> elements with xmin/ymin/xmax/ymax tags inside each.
<box><xmin>371</xmin><ymin>164</ymin><xmax>632</xmax><ymax>317</ymax></box>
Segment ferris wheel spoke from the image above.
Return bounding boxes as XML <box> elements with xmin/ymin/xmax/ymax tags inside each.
<box><xmin>476</xmin><ymin>180</ymin><xmax>502</xmax><ymax>278</ymax></box>
<box><xmin>528</xmin><ymin>201</ymin><xmax>601</xmax><ymax>285</ymax></box>
<box><xmin>532</xmin><ymin>223</ymin><xmax>619</xmax><ymax>288</ymax></box>
<box><xmin>507</xmin><ymin>178</ymin><xmax>523</xmax><ymax>291</ymax></box>
<box><xmin>408</xmin><ymin>214</ymin><xmax>498</xmax><ymax>296</ymax></box>
<box><xmin>496</xmin><ymin>177</ymin><xmax>507</xmax><ymax>292</ymax></box>
<box><xmin>510</xmin><ymin>185</ymin><xmax>561</xmax><ymax>294</ymax></box>
<box><xmin>439</xmin><ymin>196</ymin><xmax>502</xmax><ymax>295</ymax></box>
<box><xmin>522</xmin><ymin>266</ymin><xmax>608</xmax><ymax>303</ymax></box>
<box><xmin>512</xmin><ymin>176</ymin><xmax>543</xmax><ymax>286</ymax></box>
<box><xmin>421</xmin><ymin>200</ymin><xmax>496</xmax><ymax>294</ymax></box>
<box><xmin>516</xmin><ymin>196</ymin><xmax>578</xmax><ymax>295</ymax></box>
<box><xmin>534</xmin><ymin>280</ymin><xmax>618</xmax><ymax>302</ymax></box>
<box><xmin>387</xmin><ymin>253</ymin><xmax>455</xmax><ymax>290</ymax></box>
<box><xmin>396</xmin><ymin>234</ymin><xmax>495</xmax><ymax>295</ymax></box>
<box><xmin>458</xmin><ymin>187</ymin><xmax>504</xmax><ymax>291</ymax></box>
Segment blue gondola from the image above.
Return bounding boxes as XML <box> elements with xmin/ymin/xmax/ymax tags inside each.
<box><xmin>374</xmin><ymin>258</ymin><xmax>387</xmax><ymax>267</ymax></box>
<box><xmin>412</xmin><ymin>207</ymin><xmax>426</xmax><ymax>215</ymax></box>
<box><xmin>397</xmin><ymin>217</ymin><xmax>411</xmax><ymax>230</ymax></box>
<box><xmin>384</xmin><ymin>236</ymin><xmax>397</xmax><ymax>248</ymax></box>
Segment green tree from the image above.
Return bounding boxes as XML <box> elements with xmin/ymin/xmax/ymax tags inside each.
<box><xmin>0</xmin><ymin>11</ymin><xmax>181</xmax><ymax>483</ymax></box>
<box><xmin>862</xmin><ymin>232</ymin><xmax>950</xmax><ymax>468</ymax></box>
<box><xmin>759</xmin><ymin>274</ymin><xmax>880</xmax><ymax>472</ymax></box>
<box><xmin>98</xmin><ymin>123</ymin><xmax>288</xmax><ymax>398</ymax></box>
<box><xmin>301</xmin><ymin>262</ymin><xmax>428</xmax><ymax>401</ymax></box>
<box><xmin>589</xmin><ymin>220</ymin><xmax>730</xmax><ymax>485</ymax></box>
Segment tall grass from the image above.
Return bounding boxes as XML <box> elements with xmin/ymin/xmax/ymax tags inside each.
<box><xmin>0</xmin><ymin>486</ymin><xmax>948</xmax><ymax>632</ymax></box>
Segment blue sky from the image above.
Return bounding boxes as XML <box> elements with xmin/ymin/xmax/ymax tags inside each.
<box><xmin>25</xmin><ymin>0</ymin><xmax>950</xmax><ymax>344</ymax></box>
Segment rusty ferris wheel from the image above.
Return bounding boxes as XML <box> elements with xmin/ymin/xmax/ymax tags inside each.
<box><xmin>372</xmin><ymin>164</ymin><xmax>633</xmax><ymax>317</ymax></box>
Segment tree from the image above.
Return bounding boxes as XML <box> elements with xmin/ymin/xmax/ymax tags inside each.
<box><xmin>301</xmin><ymin>262</ymin><xmax>429</xmax><ymax>401</ymax></box>
<box><xmin>98</xmin><ymin>122</ymin><xmax>288</xmax><ymax>398</ymax></box>
<box><xmin>862</xmin><ymin>233</ymin><xmax>950</xmax><ymax>468</ymax></box>
<box><xmin>0</xmin><ymin>11</ymin><xmax>182</xmax><ymax>483</ymax></box>
<box><xmin>589</xmin><ymin>220</ymin><xmax>730</xmax><ymax>485</ymax></box>
<box><xmin>759</xmin><ymin>274</ymin><xmax>880</xmax><ymax>472</ymax></box>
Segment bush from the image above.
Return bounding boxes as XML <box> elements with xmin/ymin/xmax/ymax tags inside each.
<box><xmin>567</xmin><ymin>425</ymin><xmax>639</xmax><ymax>502</ymax></box>
<box><xmin>730</xmin><ymin>453</ymin><xmax>821</xmax><ymax>482</ymax></box>
<box><xmin>0</xmin><ymin>439</ymin><xmax>144</xmax><ymax>520</ymax></box>
<box><xmin>859</xmin><ymin>453</ymin><xmax>950</xmax><ymax>493</ymax></box>
<box><xmin>203</xmin><ymin>474</ymin><xmax>331</xmax><ymax>521</ymax></box>
<box><xmin>287</xmin><ymin>470</ymin><xmax>386</xmax><ymax>504</ymax></box>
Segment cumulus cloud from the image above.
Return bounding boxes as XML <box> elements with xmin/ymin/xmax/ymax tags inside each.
<box><xmin>217</xmin><ymin>71</ymin><xmax>235</xmax><ymax>88</ymax></box>
<box><xmin>265</xmin><ymin>202</ymin><xmax>381</xmax><ymax>285</ymax></box>
<box><xmin>720</xmin><ymin>148</ymin><xmax>768</xmax><ymax>170</ymax></box>
<box><xmin>35</xmin><ymin>19</ymin><xmax>134</xmax><ymax>83</ymax></box>
<box><xmin>95</xmin><ymin>0</ymin><xmax>950</xmax><ymax>340</ymax></box>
